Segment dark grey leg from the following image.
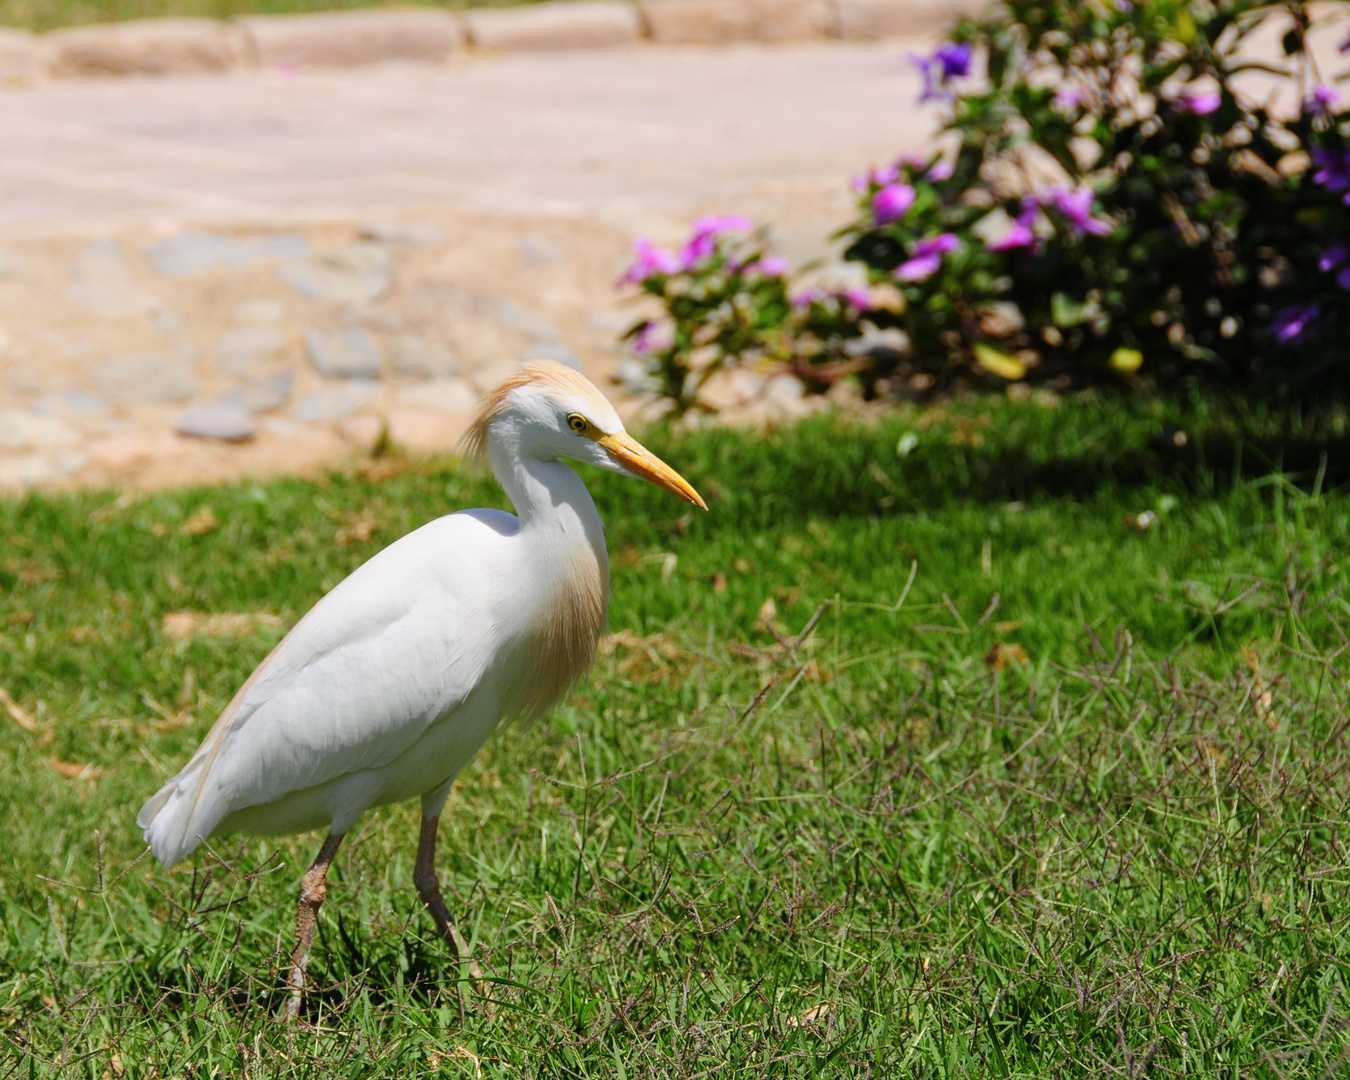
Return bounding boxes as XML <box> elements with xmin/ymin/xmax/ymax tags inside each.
<box><xmin>414</xmin><ymin>813</ymin><xmax>489</xmax><ymax>1013</ymax></box>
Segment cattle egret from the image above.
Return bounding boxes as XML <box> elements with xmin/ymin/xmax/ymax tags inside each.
<box><xmin>138</xmin><ymin>361</ymin><xmax>706</xmax><ymax>1018</ymax></box>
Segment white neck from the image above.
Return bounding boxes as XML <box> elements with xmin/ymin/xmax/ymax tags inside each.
<box><xmin>482</xmin><ymin>422</ymin><xmax>611</xmax><ymax>721</ymax></box>
<box><xmin>487</xmin><ymin>435</ymin><xmax>606</xmax><ymax>549</ymax></box>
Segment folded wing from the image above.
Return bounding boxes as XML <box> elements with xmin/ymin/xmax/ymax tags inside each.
<box><xmin>138</xmin><ymin>511</ymin><xmax>516</xmax><ymax>865</ymax></box>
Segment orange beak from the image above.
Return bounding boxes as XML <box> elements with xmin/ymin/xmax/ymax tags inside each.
<box><xmin>597</xmin><ymin>432</ymin><xmax>708</xmax><ymax>511</ymax></box>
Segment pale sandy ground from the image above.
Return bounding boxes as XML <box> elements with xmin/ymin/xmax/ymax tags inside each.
<box><xmin>0</xmin><ymin>40</ymin><xmax>942</xmax><ymax>493</ymax></box>
<box><xmin>3</xmin><ymin>12</ymin><xmax>1336</xmax><ymax>496</ymax></box>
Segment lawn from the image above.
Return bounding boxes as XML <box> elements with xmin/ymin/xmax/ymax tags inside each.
<box><xmin>0</xmin><ymin>0</ymin><xmax>533</xmax><ymax>34</ymax></box>
<box><xmin>1</xmin><ymin>390</ymin><xmax>1348</xmax><ymax>1076</ymax></box>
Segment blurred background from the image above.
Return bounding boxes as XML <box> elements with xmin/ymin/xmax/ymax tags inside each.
<box><xmin>0</xmin><ymin>0</ymin><xmax>972</xmax><ymax>492</ymax></box>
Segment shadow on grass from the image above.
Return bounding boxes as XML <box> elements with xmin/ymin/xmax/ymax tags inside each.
<box><xmin>314</xmin><ymin>910</ymin><xmax>450</xmax><ymax>1012</ymax></box>
<box><xmin>629</xmin><ymin>394</ymin><xmax>1350</xmax><ymax>530</ymax></box>
<box><xmin>115</xmin><ymin>908</ymin><xmax>455</xmax><ymax>1024</ymax></box>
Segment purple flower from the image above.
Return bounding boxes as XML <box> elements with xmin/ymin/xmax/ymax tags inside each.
<box><xmin>1054</xmin><ymin>84</ymin><xmax>1086</xmax><ymax>109</ymax></box>
<box><xmin>926</xmin><ymin>158</ymin><xmax>955</xmax><ymax>181</ymax></box>
<box><xmin>988</xmin><ymin>197</ymin><xmax>1039</xmax><ymax>251</ymax></box>
<box><xmin>918</xmin><ymin>234</ymin><xmax>960</xmax><ymax>255</ymax></box>
<box><xmin>1319</xmin><ymin>242</ymin><xmax>1350</xmax><ymax>273</ymax></box>
<box><xmin>1173</xmin><ymin>91</ymin><xmax>1221</xmax><ymax>116</ymax></box>
<box><xmin>1268</xmin><ymin>303</ymin><xmax>1320</xmax><ymax>343</ymax></box>
<box><xmin>621</xmin><ymin>237</ymin><xmax>683</xmax><ymax>284</ymax></box>
<box><xmin>1318</xmin><ymin>242</ymin><xmax>1350</xmax><ymax>289</ymax></box>
<box><xmin>872</xmin><ymin>183</ymin><xmax>917</xmax><ymax>225</ymax></box>
<box><xmin>745</xmin><ymin>256</ymin><xmax>790</xmax><ymax>277</ymax></box>
<box><xmin>681</xmin><ymin>233</ymin><xmax>717</xmax><ymax>266</ymax></box>
<box><xmin>851</xmin><ymin>164</ymin><xmax>900</xmax><ymax>193</ymax></box>
<box><xmin>895</xmin><ymin>233</ymin><xmax>959</xmax><ymax>282</ymax></box>
<box><xmin>679</xmin><ymin>214</ymin><xmax>754</xmax><ymax>268</ymax></box>
<box><xmin>912</xmin><ymin>43</ymin><xmax>973</xmax><ymax>102</ymax></box>
<box><xmin>1306</xmin><ymin>85</ymin><xmax>1340</xmax><ymax>116</ymax></box>
<box><xmin>1052</xmin><ymin>186</ymin><xmax>1113</xmax><ymax>236</ymax></box>
<box><xmin>896</xmin><ymin>254</ymin><xmax>944</xmax><ymax>282</ymax></box>
<box><xmin>841</xmin><ymin>287</ymin><xmax>872</xmax><ymax>311</ymax></box>
<box><xmin>632</xmin><ymin>320</ymin><xmax>674</xmax><ymax>355</ymax></box>
<box><xmin>934</xmin><ymin>43</ymin><xmax>972</xmax><ymax>78</ymax></box>
<box><xmin>1311</xmin><ymin>148</ymin><xmax>1350</xmax><ymax>192</ymax></box>
<box><xmin>988</xmin><ymin>222</ymin><xmax>1036</xmax><ymax>252</ymax></box>
<box><xmin>793</xmin><ymin>285</ymin><xmax>869</xmax><ymax>309</ymax></box>
<box><xmin>1115</xmin><ymin>1</ymin><xmax>1133</xmax><ymax>11</ymax></box>
<box><xmin>690</xmin><ymin>214</ymin><xmax>753</xmax><ymax>237</ymax></box>
<box><xmin>918</xmin><ymin>233</ymin><xmax>961</xmax><ymax>256</ymax></box>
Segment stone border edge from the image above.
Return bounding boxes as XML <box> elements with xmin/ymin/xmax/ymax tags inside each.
<box><xmin>0</xmin><ymin>0</ymin><xmax>980</xmax><ymax>84</ymax></box>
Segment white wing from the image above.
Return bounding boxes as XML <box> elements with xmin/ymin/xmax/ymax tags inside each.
<box><xmin>138</xmin><ymin>509</ymin><xmax>519</xmax><ymax>865</ymax></box>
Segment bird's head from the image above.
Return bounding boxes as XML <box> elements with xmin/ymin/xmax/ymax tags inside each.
<box><xmin>461</xmin><ymin>361</ymin><xmax>707</xmax><ymax>510</ymax></box>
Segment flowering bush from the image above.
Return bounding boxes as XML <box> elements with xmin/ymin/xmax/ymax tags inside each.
<box><xmin>621</xmin><ymin>0</ymin><xmax>1350</xmax><ymax>411</ymax></box>
<box><xmin>618</xmin><ymin>216</ymin><xmax>869</xmax><ymax>411</ymax></box>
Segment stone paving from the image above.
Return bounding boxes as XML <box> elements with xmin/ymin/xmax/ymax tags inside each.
<box><xmin>0</xmin><ymin>40</ymin><xmax>940</xmax><ymax>493</ymax></box>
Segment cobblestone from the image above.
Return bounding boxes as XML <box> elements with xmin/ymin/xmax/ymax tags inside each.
<box><xmin>495</xmin><ymin>301</ymin><xmax>563</xmax><ymax>342</ymax></box>
<box><xmin>67</xmin><ymin>242</ymin><xmax>158</xmax><ymax>320</ymax></box>
<box><xmin>517</xmin><ymin>236</ymin><xmax>565</xmax><ymax>266</ymax></box>
<box><xmin>390</xmin><ymin>336</ymin><xmax>460</xmax><ymax>379</ymax></box>
<box><xmin>175</xmin><ymin>400</ymin><xmax>256</xmax><ymax>441</ymax></box>
<box><xmin>145</xmin><ymin>232</ymin><xmax>309</xmax><ymax>276</ymax></box>
<box><xmin>239</xmin><ymin>8</ymin><xmax>465</xmax><ymax>70</ymax></box>
<box><xmin>639</xmin><ymin>0</ymin><xmax>828</xmax><ymax>45</ymax></box>
<box><xmin>226</xmin><ymin>372</ymin><xmax>294</xmax><ymax>414</ymax></box>
<box><xmin>359</xmin><ymin>222</ymin><xmax>447</xmax><ymax>249</ymax></box>
<box><xmin>215</xmin><ymin>328</ymin><xmax>290</xmax><ymax>374</ymax></box>
<box><xmin>396</xmin><ymin>377</ymin><xmax>478</xmax><ymax>414</ymax></box>
<box><xmin>0</xmin><ymin>29</ymin><xmax>39</xmax><ymax>86</ymax></box>
<box><xmin>305</xmin><ymin>328</ymin><xmax>383</xmax><ymax>380</ymax></box>
<box><xmin>0</xmin><ymin>38</ymin><xmax>944</xmax><ymax>493</ymax></box>
<box><xmin>94</xmin><ymin>354</ymin><xmax>198</xmax><ymax>403</ymax></box>
<box><xmin>45</xmin><ymin>18</ymin><xmax>241</xmax><ymax>79</ymax></box>
<box><xmin>0</xmin><ymin>411</ymin><xmax>81</xmax><ymax>450</ymax></box>
<box><xmin>292</xmin><ymin>381</ymin><xmax>379</xmax><ymax>422</ymax></box>
<box><xmin>32</xmin><ymin>390</ymin><xmax>107</xmax><ymax>417</ymax></box>
<box><xmin>464</xmin><ymin>1</ymin><xmax>641</xmax><ymax>51</ymax></box>
<box><xmin>279</xmin><ymin>245</ymin><xmax>393</xmax><ymax>304</ymax></box>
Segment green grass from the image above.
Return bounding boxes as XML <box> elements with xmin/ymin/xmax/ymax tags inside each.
<box><xmin>2</xmin><ymin>391</ymin><xmax>1350</xmax><ymax>1077</ymax></box>
<box><xmin>0</xmin><ymin>0</ymin><xmax>537</xmax><ymax>34</ymax></box>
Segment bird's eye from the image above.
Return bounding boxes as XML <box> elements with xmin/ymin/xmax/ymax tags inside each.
<box><xmin>567</xmin><ymin>414</ymin><xmax>589</xmax><ymax>434</ymax></box>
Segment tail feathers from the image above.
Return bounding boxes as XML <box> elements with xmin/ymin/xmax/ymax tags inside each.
<box><xmin>138</xmin><ymin>760</ymin><xmax>216</xmax><ymax>867</ymax></box>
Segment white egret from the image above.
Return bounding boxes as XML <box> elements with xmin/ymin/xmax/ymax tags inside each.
<box><xmin>138</xmin><ymin>361</ymin><xmax>706</xmax><ymax>1018</ymax></box>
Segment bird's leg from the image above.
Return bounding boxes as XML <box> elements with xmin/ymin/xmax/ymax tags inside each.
<box><xmin>284</xmin><ymin>831</ymin><xmax>344</xmax><ymax>1023</ymax></box>
<box><xmin>414</xmin><ymin>813</ymin><xmax>488</xmax><ymax>1011</ymax></box>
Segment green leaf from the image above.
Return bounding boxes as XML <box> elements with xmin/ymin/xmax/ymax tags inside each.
<box><xmin>1110</xmin><ymin>347</ymin><xmax>1144</xmax><ymax>373</ymax></box>
<box><xmin>1051</xmin><ymin>292</ymin><xmax>1089</xmax><ymax>328</ymax></box>
<box><xmin>1175</xmin><ymin>9</ymin><xmax>1198</xmax><ymax>44</ymax></box>
<box><xmin>973</xmin><ymin>343</ymin><xmax>1027</xmax><ymax>380</ymax></box>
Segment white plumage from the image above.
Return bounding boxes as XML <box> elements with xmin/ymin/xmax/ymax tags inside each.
<box><xmin>137</xmin><ymin>361</ymin><xmax>705</xmax><ymax>1017</ymax></box>
<box><xmin>139</xmin><ymin>510</ymin><xmax>517</xmax><ymax>863</ymax></box>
